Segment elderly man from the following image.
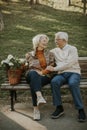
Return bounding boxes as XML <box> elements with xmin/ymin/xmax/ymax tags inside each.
<box><xmin>47</xmin><ymin>32</ymin><xmax>86</xmax><ymax>122</ymax></box>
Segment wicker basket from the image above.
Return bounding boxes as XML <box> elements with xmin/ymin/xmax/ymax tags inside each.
<box><xmin>20</xmin><ymin>64</ymin><xmax>28</xmax><ymax>72</ymax></box>
<box><xmin>8</xmin><ymin>69</ymin><xmax>22</xmax><ymax>85</ymax></box>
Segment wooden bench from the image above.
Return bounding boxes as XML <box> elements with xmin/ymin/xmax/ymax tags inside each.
<box><xmin>1</xmin><ymin>57</ymin><xmax>87</xmax><ymax>111</ymax></box>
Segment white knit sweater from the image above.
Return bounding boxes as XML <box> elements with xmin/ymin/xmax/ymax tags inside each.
<box><xmin>50</xmin><ymin>44</ymin><xmax>81</xmax><ymax>74</ymax></box>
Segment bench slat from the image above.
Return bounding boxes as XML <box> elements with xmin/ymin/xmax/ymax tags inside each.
<box><xmin>1</xmin><ymin>84</ymin><xmax>87</xmax><ymax>90</ymax></box>
<box><xmin>1</xmin><ymin>81</ymin><xmax>87</xmax><ymax>90</ymax></box>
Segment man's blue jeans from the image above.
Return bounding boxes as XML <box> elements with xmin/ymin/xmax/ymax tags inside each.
<box><xmin>26</xmin><ymin>70</ymin><xmax>51</xmax><ymax>106</ymax></box>
<box><xmin>51</xmin><ymin>72</ymin><xmax>84</xmax><ymax>110</ymax></box>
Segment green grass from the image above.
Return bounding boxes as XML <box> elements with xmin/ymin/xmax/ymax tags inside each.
<box><xmin>0</xmin><ymin>0</ymin><xmax>87</xmax><ymax>85</ymax></box>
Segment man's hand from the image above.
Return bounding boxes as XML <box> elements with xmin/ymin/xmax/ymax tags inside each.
<box><xmin>46</xmin><ymin>66</ymin><xmax>54</xmax><ymax>72</ymax></box>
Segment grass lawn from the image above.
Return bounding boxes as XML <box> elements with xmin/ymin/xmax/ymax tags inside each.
<box><xmin>0</xmin><ymin>0</ymin><xmax>87</xmax><ymax>85</ymax></box>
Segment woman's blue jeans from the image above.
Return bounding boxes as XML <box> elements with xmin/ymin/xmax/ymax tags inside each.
<box><xmin>51</xmin><ymin>72</ymin><xmax>84</xmax><ymax>110</ymax></box>
<box><xmin>26</xmin><ymin>70</ymin><xmax>51</xmax><ymax>106</ymax></box>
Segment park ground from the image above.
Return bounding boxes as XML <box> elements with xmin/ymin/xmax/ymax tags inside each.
<box><xmin>0</xmin><ymin>99</ymin><xmax>87</xmax><ymax>130</ymax></box>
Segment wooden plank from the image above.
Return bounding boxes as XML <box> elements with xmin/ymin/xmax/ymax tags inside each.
<box><xmin>79</xmin><ymin>57</ymin><xmax>87</xmax><ymax>60</ymax></box>
<box><xmin>1</xmin><ymin>84</ymin><xmax>87</xmax><ymax>90</ymax></box>
<box><xmin>1</xmin><ymin>81</ymin><xmax>87</xmax><ymax>90</ymax></box>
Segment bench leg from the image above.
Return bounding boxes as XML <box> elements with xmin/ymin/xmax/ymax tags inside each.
<box><xmin>14</xmin><ymin>91</ymin><xmax>17</xmax><ymax>101</ymax></box>
<box><xmin>10</xmin><ymin>90</ymin><xmax>15</xmax><ymax>111</ymax></box>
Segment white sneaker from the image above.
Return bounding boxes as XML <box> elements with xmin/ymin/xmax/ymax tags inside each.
<box><xmin>33</xmin><ymin>109</ymin><xmax>40</xmax><ymax>121</ymax></box>
<box><xmin>37</xmin><ymin>96</ymin><xmax>46</xmax><ymax>106</ymax></box>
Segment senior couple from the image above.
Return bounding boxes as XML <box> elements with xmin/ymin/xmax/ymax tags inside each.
<box><xmin>25</xmin><ymin>32</ymin><xmax>86</xmax><ymax>122</ymax></box>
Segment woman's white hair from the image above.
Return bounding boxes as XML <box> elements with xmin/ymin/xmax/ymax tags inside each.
<box><xmin>55</xmin><ymin>32</ymin><xmax>68</xmax><ymax>42</ymax></box>
<box><xmin>32</xmin><ymin>34</ymin><xmax>49</xmax><ymax>51</ymax></box>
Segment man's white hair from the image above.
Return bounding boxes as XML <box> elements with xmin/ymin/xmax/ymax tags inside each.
<box><xmin>32</xmin><ymin>34</ymin><xmax>49</xmax><ymax>51</ymax></box>
<box><xmin>55</xmin><ymin>32</ymin><xmax>68</xmax><ymax>42</ymax></box>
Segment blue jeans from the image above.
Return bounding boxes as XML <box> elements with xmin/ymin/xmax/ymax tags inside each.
<box><xmin>51</xmin><ymin>72</ymin><xmax>84</xmax><ymax>110</ymax></box>
<box><xmin>26</xmin><ymin>70</ymin><xmax>51</xmax><ymax>106</ymax></box>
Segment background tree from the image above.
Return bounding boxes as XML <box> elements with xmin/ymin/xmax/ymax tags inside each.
<box><xmin>82</xmin><ymin>0</ymin><xmax>87</xmax><ymax>15</ymax></box>
<box><xmin>2</xmin><ymin>0</ymin><xmax>9</xmax><ymax>2</ymax></box>
<box><xmin>29</xmin><ymin>0</ymin><xmax>39</xmax><ymax>5</ymax></box>
<box><xmin>68</xmin><ymin>0</ymin><xmax>71</xmax><ymax>6</ymax></box>
<box><xmin>0</xmin><ymin>12</ymin><xmax>4</xmax><ymax>31</ymax></box>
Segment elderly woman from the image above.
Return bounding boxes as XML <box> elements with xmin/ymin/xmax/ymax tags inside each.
<box><xmin>25</xmin><ymin>34</ymin><xmax>55</xmax><ymax>121</ymax></box>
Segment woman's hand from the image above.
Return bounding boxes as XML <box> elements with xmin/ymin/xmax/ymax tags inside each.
<box><xmin>46</xmin><ymin>66</ymin><xmax>54</xmax><ymax>72</ymax></box>
<box><xmin>35</xmin><ymin>70</ymin><xmax>43</xmax><ymax>76</ymax></box>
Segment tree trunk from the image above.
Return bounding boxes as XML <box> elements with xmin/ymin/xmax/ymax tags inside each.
<box><xmin>2</xmin><ymin>0</ymin><xmax>9</xmax><ymax>2</ymax></box>
<box><xmin>0</xmin><ymin>12</ymin><xmax>4</xmax><ymax>31</ymax></box>
<box><xmin>29</xmin><ymin>0</ymin><xmax>34</xmax><ymax>5</ymax></box>
<box><xmin>68</xmin><ymin>0</ymin><xmax>71</xmax><ymax>6</ymax></box>
<box><xmin>36</xmin><ymin>0</ymin><xmax>39</xmax><ymax>4</ymax></box>
<box><xmin>83</xmin><ymin>0</ymin><xmax>87</xmax><ymax>15</ymax></box>
<box><xmin>29</xmin><ymin>0</ymin><xmax>39</xmax><ymax>5</ymax></box>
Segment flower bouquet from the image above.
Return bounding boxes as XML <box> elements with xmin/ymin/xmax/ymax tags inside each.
<box><xmin>1</xmin><ymin>54</ymin><xmax>26</xmax><ymax>85</ymax></box>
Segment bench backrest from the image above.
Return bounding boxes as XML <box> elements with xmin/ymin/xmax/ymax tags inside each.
<box><xmin>79</xmin><ymin>57</ymin><xmax>87</xmax><ymax>78</ymax></box>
